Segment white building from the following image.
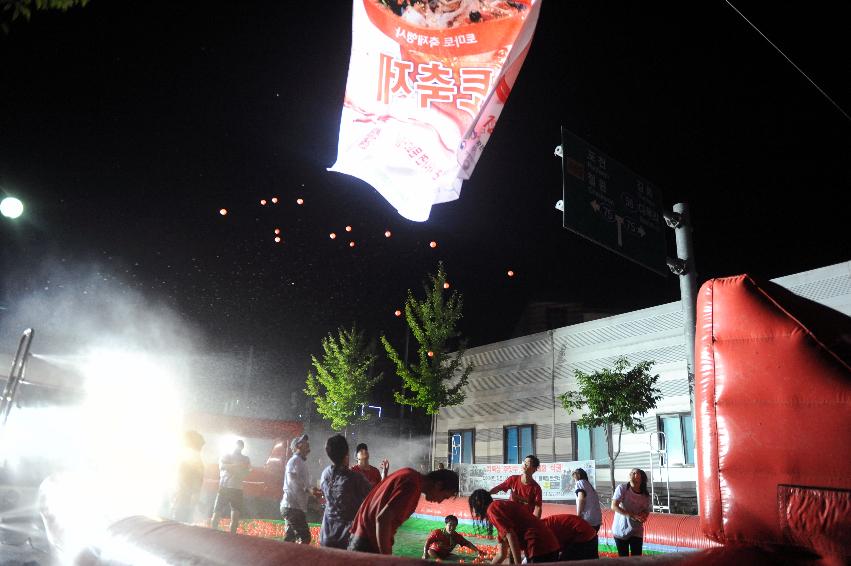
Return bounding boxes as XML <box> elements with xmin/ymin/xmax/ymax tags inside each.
<box><xmin>433</xmin><ymin>261</ymin><xmax>851</xmax><ymax>511</ymax></box>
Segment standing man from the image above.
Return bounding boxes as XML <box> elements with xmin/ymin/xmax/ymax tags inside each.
<box><xmin>210</xmin><ymin>439</ymin><xmax>251</xmax><ymax>534</ymax></box>
<box><xmin>319</xmin><ymin>434</ymin><xmax>372</xmax><ymax>549</ymax></box>
<box><xmin>282</xmin><ymin>434</ymin><xmax>321</xmax><ymax>544</ymax></box>
<box><xmin>351</xmin><ymin>443</ymin><xmax>389</xmax><ymax>487</ymax></box>
<box><xmin>348</xmin><ymin>468</ymin><xmax>459</xmax><ymax>555</ymax></box>
<box><xmin>489</xmin><ymin>454</ymin><xmax>543</xmax><ymax>518</ymax></box>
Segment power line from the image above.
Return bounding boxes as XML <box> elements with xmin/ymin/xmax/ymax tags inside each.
<box><xmin>724</xmin><ymin>1</ymin><xmax>851</xmax><ymax>124</ymax></box>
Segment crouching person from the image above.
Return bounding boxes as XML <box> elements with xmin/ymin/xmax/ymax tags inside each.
<box><xmin>422</xmin><ymin>514</ymin><xmax>481</xmax><ymax>560</ymax></box>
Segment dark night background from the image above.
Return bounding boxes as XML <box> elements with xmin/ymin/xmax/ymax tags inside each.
<box><xmin>1</xmin><ymin>1</ymin><xmax>848</xmax><ymax>412</ymax></box>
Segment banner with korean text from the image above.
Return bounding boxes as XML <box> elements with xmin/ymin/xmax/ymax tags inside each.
<box><xmin>329</xmin><ymin>0</ymin><xmax>542</xmax><ymax>221</ymax></box>
<box><xmin>455</xmin><ymin>460</ymin><xmax>596</xmax><ymax>501</ymax></box>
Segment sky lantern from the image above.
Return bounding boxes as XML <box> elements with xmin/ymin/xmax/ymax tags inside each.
<box><xmin>296</xmin><ymin>198</ymin><xmax>304</xmax><ymax>205</ymax></box>
<box><xmin>345</xmin><ymin>225</ymin><xmax>352</xmax><ymax>232</ymax></box>
<box><xmin>349</xmin><ymin>241</ymin><xmax>355</xmax><ymax>248</ymax></box>
<box><xmin>260</xmin><ymin>199</ymin><xmax>267</xmax><ymax>205</ymax></box>
<box><xmin>218</xmin><ymin>208</ymin><xmax>228</xmax><ymax>216</ymax></box>
<box><xmin>507</xmin><ymin>270</ymin><xmax>515</xmax><ymax>277</ymax></box>
<box><xmin>384</xmin><ymin>230</ymin><xmax>392</xmax><ymax>238</ymax></box>
<box><xmin>429</xmin><ymin>241</ymin><xmax>437</xmax><ymax>248</ymax></box>
<box><xmin>274</xmin><ymin>236</ymin><xmax>282</xmax><ymax>243</ymax></box>
<box><xmin>443</xmin><ymin>282</ymin><xmax>450</xmax><ymax>289</ymax></box>
<box><xmin>394</xmin><ymin>309</ymin><xmax>402</xmax><ymax>317</ymax></box>
<box><xmin>427</xmin><ymin>351</ymin><xmax>434</xmax><ymax>357</ymax></box>
<box><xmin>329</xmin><ymin>232</ymin><xmax>337</xmax><ymax>239</ymax></box>
<box><xmin>274</xmin><ymin>228</ymin><xmax>281</xmax><ymax>235</ymax></box>
<box><xmin>271</xmin><ymin>197</ymin><xmax>279</xmax><ymax>204</ymax></box>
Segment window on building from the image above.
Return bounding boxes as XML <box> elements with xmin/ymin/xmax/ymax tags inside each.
<box><xmin>503</xmin><ymin>425</ymin><xmax>534</xmax><ymax>464</ymax></box>
<box><xmin>572</xmin><ymin>423</ymin><xmax>610</xmax><ymax>465</ymax></box>
<box><xmin>449</xmin><ymin>429</ymin><xmax>474</xmax><ymax>466</ymax></box>
<box><xmin>658</xmin><ymin>413</ymin><xmax>695</xmax><ymax>465</ymax></box>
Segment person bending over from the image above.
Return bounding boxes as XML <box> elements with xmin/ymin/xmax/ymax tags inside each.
<box><xmin>468</xmin><ymin>488</ymin><xmax>559</xmax><ymax>564</ymax></box>
<box><xmin>541</xmin><ymin>513</ymin><xmax>598</xmax><ymax>561</ymax></box>
<box><xmin>348</xmin><ymin>467</ymin><xmax>458</xmax><ymax>555</ymax></box>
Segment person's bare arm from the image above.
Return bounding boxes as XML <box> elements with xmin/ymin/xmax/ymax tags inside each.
<box><xmin>576</xmin><ymin>490</ymin><xmax>586</xmax><ymax>517</ymax></box>
<box><xmin>491</xmin><ymin>539</ymin><xmax>508</xmax><ymax>564</ymax></box>
<box><xmin>611</xmin><ymin>493</ymin><xmax>634</xmax><ymax>519</ymax></box>
<box><xmin>463</xmin><ymin>539</ymin><xmax>481</xmax><ymax>555</ymax></box>
<box><xmin>505</xmin><ymin>531</ymin><xmax>523</xmax><ymax>564</ymax></box>
<box><xmin>533</xmin><ymin>504</ymin><xmax>542</xmax><ymax>519</ymax></box>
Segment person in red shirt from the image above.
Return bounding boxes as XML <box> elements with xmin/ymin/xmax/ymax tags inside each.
<box><xmin>348</xmin><ymin>467</ymin><xmax>458</xmax><ymax>555</ymax></box>
<box><xmin>541</xmin><ymin>514</ymin><xmax>598</xmax><ymax>561</ymax></box>
<box><xmin>350</xmin><ymin>443</ymin><xmax>389</xmax><ymax>487</ymax></box>
<box><xmin>468</xmin><ymin>488</ymin><xmax>559</xmax><ymax>563</ymax></box>
<box><xmin>489</xmin><ymin>454</ymin><xmax>543</xmax><ymax>518</ymax></box>
<box><xmin>421</xmin><ymin>514</ymin><xmax>481</xmax><ymax>560</ymax></box>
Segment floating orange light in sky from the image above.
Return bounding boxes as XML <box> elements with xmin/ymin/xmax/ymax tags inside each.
<box><xmin>429</xmin><ymin>241</ymin><xmax>437</xmax><ymax>248</ymax></box>
<box><xmin>274</xmin><ymin>228</ymin><xmax>281</xmax><ymax>235</ymax></box>
<box><xmin>394</xmin><ymin>309</ymin><xmax>402</xmax><ymax>317</ymax></box>
<box><xmin>349</xmin><ymin>241</ymin><xmax>355</xmax><ymax>248</ymax></box>
<box><xmin>274</xmin><ymin>236</ymin><xmax>282</xmax><ymax>243</ymax></box>
<box><xmin>384</xmin><ymin>230</ymin><xmax>392</xmax><ymax>238</ymax></box>
<box><xmin>260</xmin><ymin>199</ymin><xmax>267</xmax><ymax>205</ymax></box>
<box><xmin>443</xmin><ymin>282</ymin><xmax>450</xmax><ymax>289</ymax></box>
<box><xmin>345</xmin><ymin>225</ymin><xmax>352</xmax><ymax>232</ymax></box>
<box><xmin>296</xmin><ymin>198</ymin><xmax>304</xmax><ymax>205</ymax></box>
<box><xmin>507</xmin><ymin>270</ymin><xmax>515</xmax><ymax>277</ymax></box>
<box><xmin>271</xmin><ymin>197</ymin><xmax>279</xmax><ymax>204</ymax></box>
<box><xmin>329</xmin><ymin>233</ymin><xmax>337</xmax><ymax>239</ymax></box>
<box><xmin>427</xmin><ymin>351</ymin><xmax>434</xmax><ymax>357</ymax></box>
<box><xmin>219</xmin><ymin>208</ymin><xmax>228</xmax><ymax>216</ymax></box>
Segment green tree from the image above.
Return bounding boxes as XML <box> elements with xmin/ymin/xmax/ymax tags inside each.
<box><xmin>2</xmin><ymin>0</ymin><xmax>89</xmax><ymax>34</ymax></box>
<box><xmin>559</xmin><ymin>356</ymin><xmax>662</xmax><ymax>493</ymax></box>
<box><xmin>381</xmin><ymin>262</ymin><xmax>473</xmax><ymax>415</ymax></box>
<box><xmin>304</xmin><ymin>325</ymin><xmax>382</xmax><ymax>431</ymax></box>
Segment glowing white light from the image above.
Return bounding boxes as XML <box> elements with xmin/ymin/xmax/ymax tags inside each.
<box><xmin>79</xmin><ymin>350</ymin><xmax>184</xmax><ymax>519</ymax></box>
<box><xmin>0</xmin><ymin>197</ymin><xmax>24</xmax><ymax>219</ymax></box>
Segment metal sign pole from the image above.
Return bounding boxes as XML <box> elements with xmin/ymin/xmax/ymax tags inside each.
<box><xmin>665</xmin><ymin>203</ymin><xmax>699</xmax><ymax>512</ymax></box>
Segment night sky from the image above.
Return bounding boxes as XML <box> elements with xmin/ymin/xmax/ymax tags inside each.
<box><xmin>1</xmin><ymin>2</ymin><xmax>848</xmax><ymax>404</ymax></box>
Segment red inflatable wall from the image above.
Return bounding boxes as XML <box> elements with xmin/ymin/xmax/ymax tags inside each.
<box><xmin>695</xmin><ymin>275</ymin><xmax>851</xmax><ymax>561</ymax></box>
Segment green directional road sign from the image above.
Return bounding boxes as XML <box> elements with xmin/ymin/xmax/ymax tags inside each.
<box><xmin>560</xmin><ymin>127</ymin><xmax>668</xmax><ymax>276</ymax></box>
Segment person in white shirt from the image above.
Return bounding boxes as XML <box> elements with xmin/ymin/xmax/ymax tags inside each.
<box><xmin>572</xmin><ymin>468</ymin><xmax>602</xmax><ymax>531</ymax></box>
<box><xmin>281</xmin><ymin>434</ymin><xmax>321</xmax><ymax>543</ymax></box>
<box><xmin>210</xmin><ymin>439</ymin><xmax>250</xmax><ymax>534</ymax></box>
<box><xmin>611</xmin><ymin>468</ymin><xmax>652</xmax><ymax>556</ymax></box>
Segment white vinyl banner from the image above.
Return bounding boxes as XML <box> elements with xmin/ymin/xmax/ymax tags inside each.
<box><xmin>455</xmin><ymin>460</ymin><xmax>596</xmax><ymax>501</ymax></box>
<box><xmin>330</xmin><ymin>0</ymin><xmax>542</xmax><ymax>221</ymax></box>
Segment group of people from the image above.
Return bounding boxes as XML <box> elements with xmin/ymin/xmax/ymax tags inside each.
<box><xmin>470</xmin><ymin>454</ymin><xmax>652</xmax><ymax>562</ymax></box>
<box><xmin>285</xmin><ymin>433</ymin><xmax>458</xmax><ymax>555</ymax></box>
<box><xmin>200</xmin><ymin>434</ymin><xmax>652</xmax><ymax>562</ymax></box>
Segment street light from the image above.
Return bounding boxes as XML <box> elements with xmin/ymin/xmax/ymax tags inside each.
<box><xmin>0</xmin><ymin>197</ymin><xmax>24</xmax><ymax>219</ymax></box>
